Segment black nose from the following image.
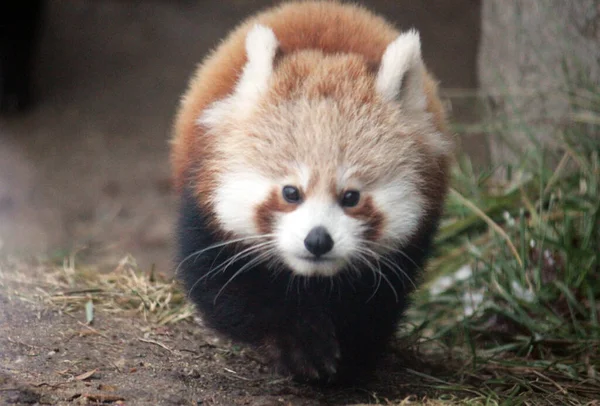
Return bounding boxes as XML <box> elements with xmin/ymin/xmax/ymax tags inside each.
<box><xmin>304</xmin><ymin>226</ymin><xmax>334</xmax><ymax>257</ymax></box>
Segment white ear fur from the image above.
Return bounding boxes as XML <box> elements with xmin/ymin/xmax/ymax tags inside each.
<box><xmin>235</xmin><ymin>24</ymin><xmax>279</xmax><ymax>102</ymax></box>
<box><xmin>198</xmin><ymin>24</ymin><xmax>278</xmax><ymax>127</ymax></box>
<box><xmin>376</xmin><ymin>29</ymin><xmax>426</xmax><ymax>110</ymax></box>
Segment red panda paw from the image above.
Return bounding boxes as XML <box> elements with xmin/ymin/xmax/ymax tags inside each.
<box><xmin>262</xmin><ymin>314</ymin><xmax>340</xmax><ymax>382</ymax></box>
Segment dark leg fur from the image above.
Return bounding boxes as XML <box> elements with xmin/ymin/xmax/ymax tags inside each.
<box><xmin>177</xmin><ymin>188</ymin><xmax>440</xmax><ymax>383</ymax></box>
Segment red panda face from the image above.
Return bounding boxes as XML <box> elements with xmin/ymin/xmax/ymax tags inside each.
<box><xmin>210</xmin><ymin>159</ymin><xmax>425</xmax><ymax>276</ymax></box>
<box><xmin>266</xmin><ymin>174</ymin><xmax>424</xmax><ymax>276</ymax></box>
<box><xmin>207</xmin><ymin>96</ymin><xmax>430</xmax><ymax>276</ymax></box>
<box><xmin>196</xmin><ymin>25</ymin><xmax>450</xmax><ymax>277</ymax></box>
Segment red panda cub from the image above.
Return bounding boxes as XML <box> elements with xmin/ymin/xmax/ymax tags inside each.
<box><xmin>172</xmin><ymin>1</ymin><xmax>451</xmax><ymax>383</ymax></box>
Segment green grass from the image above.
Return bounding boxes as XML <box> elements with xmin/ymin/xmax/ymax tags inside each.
<box><xmin>10</xmin><ymin>84</ymin><xmax>598</xmax><ymax>406</ymax></box>
<box><xmin>401</xmin><ymin>85</ymin><xmax>600</xmax><ymax>404</ymax></box>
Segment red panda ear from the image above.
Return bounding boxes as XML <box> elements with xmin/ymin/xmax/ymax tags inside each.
<box><xmin>375</xmin><ymin>29</ymin><xmax>426</xmax><ymax>111</ymax></box>
<box><xmin>235</xmin><ymin>24</ymin><xmax>279</xmax><ymax>102</ymax></box>
<box><xmin>198</xmin><ymin>25</ymin><xmax>279</xmax><ymax>128</ymax></box>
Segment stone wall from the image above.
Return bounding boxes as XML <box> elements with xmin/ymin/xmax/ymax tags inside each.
<box><xmin>478</xmin><ymin>0</ymin><xmax>600</xmax><ymax>163</ymax></box>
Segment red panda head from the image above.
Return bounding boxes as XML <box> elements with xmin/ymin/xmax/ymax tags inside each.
<box><xmin>196</xmin><ymin>25</ymin><xmax>451</xmax><ymax>277</ymax></box>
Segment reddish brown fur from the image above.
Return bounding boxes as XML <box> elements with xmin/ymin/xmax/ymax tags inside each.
<box><xmin>345</xmin><ymin>195</ymin><xmax>385</xmax><ymax>241</ymax></box>
<box><xmin>254</xmin><ymin>189</ymin><xmax>298</xmax><ymax>234</ymax></box>
<box><xmin>268</xmin><ymin>51</ymin><xmax>376</xmax><ymax>103</ymax></box>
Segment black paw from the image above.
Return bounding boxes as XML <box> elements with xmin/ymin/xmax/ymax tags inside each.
<box><xmin>264</xmin><ymin>315</ymin><xmax>341</xmax><ymax>382</ymax></box>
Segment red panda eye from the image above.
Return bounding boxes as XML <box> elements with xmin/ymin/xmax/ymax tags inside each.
<box><xmin>341</xmin><ymin>190</ymin><xmax>360</xmax><ymax>207</ymax></box>
<box><xmin>282</xmin><ymin>185</ymin><xmax>301</xmax><ymax>203</ymax></box>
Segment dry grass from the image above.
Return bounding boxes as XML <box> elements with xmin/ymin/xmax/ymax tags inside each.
<box><xmin>0</xmin><ymin>253</ymin><xmax>195</xmax><ymax>326</ymax></box>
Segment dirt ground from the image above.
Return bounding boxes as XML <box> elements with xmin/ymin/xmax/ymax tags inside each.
<box><xmin>0</xmin><ymin>1</ymin><xmax>482</xmax><ymax>404</ymax></box>
<box><xmin>0</xmin><ymin>257</ymin><xmax>460</xmax><ymax>406</ymax></box>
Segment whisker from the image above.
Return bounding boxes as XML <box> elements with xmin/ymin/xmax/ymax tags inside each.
<box><xmin>186</xmin><ymin>239</ymin><xmax>277</xmax><ymax>299</ymax></box>
<box><xmin>354</xmin><ymin>251</ymin><xmax>383</xmax><ymax>303</ymax></box>
<box><xmin>358</xmin><ymin>252</ymin><xmax>399</xmax><ymax>303</ymax></box>
<box><xmin>187</xmin><ymin>245</ymin><xmax>267</xmax><ymax>297</ymax></box>
<box><xmin>354</xmin><ymin>251</ymin><xmax>378</xmax><ymax>284</ymax></box>
<box><xmin>364</xmin><ymin>239</ymin><xmax>423</xmax><ymax>275</ymax></box>
<box><xmin>355</xmin><ymin>247</ymin><xmax>412</xmax><ymax>303</ymax></box>
<box><xmin>377</xmin><ymin>268</ymin><xmax>399</xmax><ymax>302</ymax></box>
<box><xmin>375</xmin><ymin>254</ymin><xmax>416</xmax><ymax>290</ymax></box>
<box><xmin>210</xmin><ymin>240</ymin><xmax>277</xmax><ymax>276</ymax></box>
<box><xmin>175</xmin><ymin>234</ymin><xmax>276</xmax><ymax>276</ymax></box>
<box><xmin>357</xmin><ymin>242</ymin><xmax>417</xmax><ymax>290</ymax></box>
<box><xmin>286</xmin><ymin>271</ymin><xmax>296</xmax><ymax>298</ymax></box>
<box><xmin>213</xmin><ymin>249</ymin><xmax>275</xmax><ymax>303</ymax></box>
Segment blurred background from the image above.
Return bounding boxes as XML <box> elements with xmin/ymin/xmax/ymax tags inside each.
<box><xmin>0</xmin><ymin>0</ymin><xmax>482</xmax><ymax>271</ymax></box>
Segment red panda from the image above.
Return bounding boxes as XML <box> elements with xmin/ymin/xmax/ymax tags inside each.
<box><xmin>172</xmin><ymin>1</ymin><xmax>452</xmax><ymax>383</ymax></box>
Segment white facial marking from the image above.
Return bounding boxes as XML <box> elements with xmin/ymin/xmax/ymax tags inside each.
<box><xmin>297</xmin><ymin>164</ymin><xmax>311</xmax><ymax>191</ymax></box>
<box><xmin>372</xmin><ymin>178</ymin><xmax>423</xmax><ymax>245</ymax></box>
<box><xmin>376</xmin><ymin>29</ymin><xmax>426</xmax><ymax>110</ymax></box>
<box><xmin>213</xmin><ymin>166</ymin><xmax>424</xmax><ymax>277</ymax></box>
<box><xmin>273</xmin><ymin>171</ymin><xmax>425</xmax><ymax>277</ymax></box>
<box><xmin>337</xmin><ymin>166</ymin><xmax>363</xmax><ymax>192</ymax></box>
<box><xmin>213</xmin><ymin>170</ymin><xmax>272</xmax><ymax>236</ymax></box>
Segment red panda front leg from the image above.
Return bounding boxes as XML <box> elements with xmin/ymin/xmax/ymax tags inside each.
<box><xmin>260</xmin><ymin>306</ymin><xmax>340</xmax><ymax>382</ymax></box>
<box><xmin>202</xmin><ymin>285</ymin><xmax>340</xmax><ymax>382</ymax></box>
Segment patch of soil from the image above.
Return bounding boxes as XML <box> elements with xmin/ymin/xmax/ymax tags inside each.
<box><xmin>0</xmin><ymin>259</ymin><xmax>454</xmax><ymax>406</ymax></box>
